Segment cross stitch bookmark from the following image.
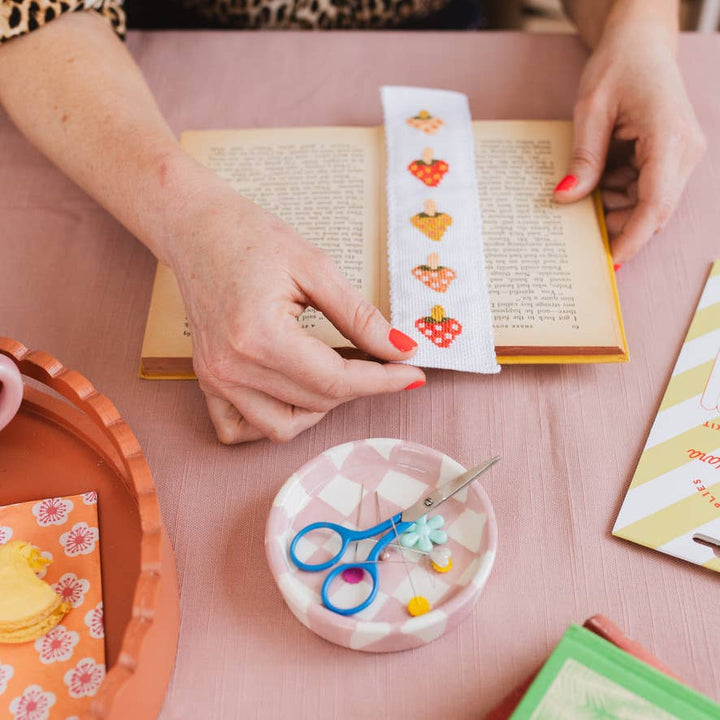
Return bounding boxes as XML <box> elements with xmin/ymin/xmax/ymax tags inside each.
<box><xmin>381</xmin><ymin>86</ymin><xmax>499</xmax><ymax>373</ymax></box>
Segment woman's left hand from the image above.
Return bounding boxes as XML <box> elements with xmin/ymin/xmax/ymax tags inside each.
<box><xmin>554</xmin><ymin>22</ymin><xmax>705</xmax><ymax>265</ymax></box>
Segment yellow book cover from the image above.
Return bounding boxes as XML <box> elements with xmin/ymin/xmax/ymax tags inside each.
<box><xmin>613</xmin><ymin>260</ymin><xmax>720</xmax><ymax>573</ymax></box>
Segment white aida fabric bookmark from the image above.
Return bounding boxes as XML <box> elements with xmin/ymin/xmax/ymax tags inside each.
<box><xmin>381</xmin><ymin>86</ymin><xmax>499</xmax><ymax>374</ymax></box>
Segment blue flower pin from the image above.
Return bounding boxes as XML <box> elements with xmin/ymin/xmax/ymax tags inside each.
<box><xmin>400</xmin><ymin>514</ymin><xmax>447</xmax><ymax>553</ymax></box>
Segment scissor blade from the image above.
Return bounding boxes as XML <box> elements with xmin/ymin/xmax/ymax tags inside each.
<box><xmin>400</xmin><ymin>455</ymin><xmax>500</xmax><ymax>524</ymax></box>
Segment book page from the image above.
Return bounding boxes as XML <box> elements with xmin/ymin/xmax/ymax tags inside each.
<box><xmin>474</xmin><ymin>121</ymin><xmax>623</xmax><ymax>352</ymax></box>
<box><xmin>180</xmin><ymin>127</ymin><xmax>386</xmax><ymax>348</ymax></box>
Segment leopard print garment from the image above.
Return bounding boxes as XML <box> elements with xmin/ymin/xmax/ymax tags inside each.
<box><xmin>1</xmin><ymin>0</ymin><xmax>451</xmax><ymax>42</ymax></box>
<box><xmin>0</xmin><ymin>0</ymin><xmax>126</xmax><ymax>43</ymax></box>
<box><xmin>178</xmin><ymin>0</ymin><xmax>451</xmax><ymax>29</ymax></box>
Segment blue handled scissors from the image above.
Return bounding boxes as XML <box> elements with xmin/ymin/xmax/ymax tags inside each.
<box><xmin>289</xmin><ymin>455</ymin><xmax>500</xmax><ymax>616</ymax></box>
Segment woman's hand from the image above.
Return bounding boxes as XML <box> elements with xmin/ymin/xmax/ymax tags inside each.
<box><xmin>554</xmin><ymin>14</ymin><xmax>705</xmax><ymax>265</ymax></box>
<box><xmin>0</xmin><ymin>14</ymin><xmax>424</xmax><ymax>445</ymax></box>
<box><xmin>168</xmin><ymin>185</ymin><xmax>425</xmax><ymax>444</ymax></box>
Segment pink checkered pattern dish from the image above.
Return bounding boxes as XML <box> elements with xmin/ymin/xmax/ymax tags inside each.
<box><xmin>265</xmin><ymin>438</ymin><xmax>497</xmax><ymax>652</ymax></box>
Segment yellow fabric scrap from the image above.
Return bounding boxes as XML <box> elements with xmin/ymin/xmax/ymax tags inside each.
<box><xmin>0</xmin><ymin>541</ymin><xmax>70</xmax><ymax>644</ymax></box>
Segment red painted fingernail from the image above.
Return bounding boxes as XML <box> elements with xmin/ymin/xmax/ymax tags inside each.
<box><xmin>404</xmin><ymin>380</ymin><xmax>426</xmax><ymax>391</ymax></box>
<box><xmin>614</xmin><ymin>264</ymin><xmax>622</xmax><ymax>272</ymax></box>
<box><xmin>389</xmin><ymin>328</ymin><xmax>417</xmax><ymax>352</ymax></box>
<box><xmin>554</xmin><ymin>174</ymin><xmax>578</xmax><ymax>193</ymax></box>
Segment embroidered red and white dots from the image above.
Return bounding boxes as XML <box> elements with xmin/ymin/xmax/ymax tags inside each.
<box><xmin>381</xmin><ymin>86</ymin><xmax>499</xmax><ymax>373</ymax></box>
<box><xmin>415</xmin><ymin>305</ymin><xmax>463</xmax><ymax>349</ymax></box>
<box><xmin>411</xmin><ymin>253</ymin><xmax>457</xmax><ymax>293</ymax></box>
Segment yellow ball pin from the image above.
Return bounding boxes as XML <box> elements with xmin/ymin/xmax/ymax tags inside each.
<box><xmin>429</xmin><ymin>546</ymin><xmax>452</xmax><ymax>573</ymax></box>
<box><xmin>407</xmin><ymin>596</ymin><xmax>431</xmax><ymax>617</ymax></box>
<box><xmin>430</xmin><ymin>558</ymin><xmax>453</xmax><ymax>573</ymax></box>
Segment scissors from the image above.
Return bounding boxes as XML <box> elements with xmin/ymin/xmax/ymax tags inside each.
<box><xmin>289</xmin><ymin>455</ymin><xmax>500</xmax><ymax>616</ymax></box>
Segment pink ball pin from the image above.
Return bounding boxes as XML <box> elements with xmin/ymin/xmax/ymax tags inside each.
<box><xmin>341</xmin><ymin>567</ymin><xmax>364</xmax><ymax>584</ymax></box>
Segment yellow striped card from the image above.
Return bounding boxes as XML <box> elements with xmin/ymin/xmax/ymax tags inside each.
<box><xmin>613</xmin><ymin>260</ymin><xmax>720</xmax><ymax>573</ymax></box>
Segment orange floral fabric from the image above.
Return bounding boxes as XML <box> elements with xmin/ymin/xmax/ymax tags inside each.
<box><xmin>0</xmin><ymin>492</ymin><xmax>105</xmax><ymax>719</ymax></box>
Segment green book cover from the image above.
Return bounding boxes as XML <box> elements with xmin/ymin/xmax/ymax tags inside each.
<box><xmin>510</xmin><ymin>625</ymin><xmax>720</xmax><ymax>719</ymax></box>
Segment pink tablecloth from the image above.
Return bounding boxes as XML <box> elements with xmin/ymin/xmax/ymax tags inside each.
<box><xmin>2</xmin><ymin>30</ymin><xmax>719</xmax><ymax>719</ymax></box>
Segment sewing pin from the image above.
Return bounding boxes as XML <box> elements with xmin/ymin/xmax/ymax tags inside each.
<box><xmin>383</xmin><ymin>496</ymin><xmax>431</xmax><ymax>617</ymax></box>
<box><xmin>375</xmin><ymin>492</ymin><xmax>392</xmax><ymax>562</ymax></box>
<box><xmin>342</xmin><ymin>484</ymin><xmax>365</xmax><ymax>585</ymax></box>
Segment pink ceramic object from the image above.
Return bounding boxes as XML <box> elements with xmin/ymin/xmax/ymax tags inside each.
<box><xmin>265</xmin><ymin>438</ymin><xmax>497</xmax><ymax>652</ymax></box>
<box><xmin>0</xmin><ymin>354</ymin><xmax>23</xmax><ymax>431</ymax></box>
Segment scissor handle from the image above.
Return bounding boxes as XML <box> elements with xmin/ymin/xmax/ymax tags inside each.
<box><xmin>290</xmin><ymin>514</ymin><xmax>416</xmax><ymax>616</ymax></box>
<box><xmin>320</xmin><ymin>513</ymin><xmax>412</xmax><ymax>615</ymax></box>
<box><xmin>321</xmin><ymin>561</ymin><xmax>380</xmax><ymax>616</ymax></box>
<box><xmin>289</xmin><ymin>521</ymin><xmax>353</xmax><ymax>572</ymax></box>
<box><xmin>289</xmin><ymin>513</ymin><xmax>408</xmax><ymax>572</ymax></box>
<box><xmin>319</xmin><ymin>517</ymin><xmax>414</xmax><ymax>616</ymax></box>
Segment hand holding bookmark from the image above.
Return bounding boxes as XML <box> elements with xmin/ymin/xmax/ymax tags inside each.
<box><xmin>168</xmin><ymin>190</ymin><xmax>425</xmax><ymax>443</ymax></box>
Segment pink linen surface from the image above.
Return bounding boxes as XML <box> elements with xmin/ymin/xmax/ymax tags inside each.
<box><xmin>2</xmin><ymin>31</ymin><xmax>720</xmax><ymax>720</ymax></box>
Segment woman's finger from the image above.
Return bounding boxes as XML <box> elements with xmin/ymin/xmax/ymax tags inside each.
<box><xmin>297</xmin><ymin>251</ymin><xmax>422</xmax><ymax>363</ymax></box>
<box><xmin>203</xmin><ymin>356</ymin><xmax>354</xmax><ymax>414</ymax></box>
<box><xmin>605</xmin><ymin>208</ymin><xmax>633</xmax><ymax>238</ymax></box>
<box><xmin>218</xmin><ymin>385</ymin><xmax>327</xmax><ymax>444</ymax></box>
<box><xmin>611</xmin><ymin>137</ymin><xmax>685</xmax><ymax>262</ymax></box>
<box><xmin>602</xmin><ymin>189</ymin><xmax>635</xmax><ymax>212</ymax></box>
<box><xmin>554</xmin><ymin>91</ymin><xmax>614</xmax><ymax>202</ymax></box>
<box><xmin>204</xmin><ymin>393</ymin><xmax>266</xmax><ymax>444</ymax></box>
<box><xmin>600</xmin><ymin>164</ymin><xmax>638</xmax><ymax>192</ymax></box>
<box><xmin>259</xmin><ymin>320</ymin><xmax>425</xmax><ymax>401</ymax></box>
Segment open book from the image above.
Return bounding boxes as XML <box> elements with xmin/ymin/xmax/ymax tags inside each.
<box><xmin>140</xmin><ymin>121</ymin><xmax>627</xmax><ymax>378</ymax></box>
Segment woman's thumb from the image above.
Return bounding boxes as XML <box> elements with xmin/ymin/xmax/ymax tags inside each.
<box><xmin>554</xmin><ymin>97</ymin><xmax>613</xmax><ymax>202</ymax></box>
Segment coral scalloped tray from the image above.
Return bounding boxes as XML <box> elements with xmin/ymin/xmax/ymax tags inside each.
<box><xmin>0</xmin><ymin>337</ymin><xmax>179</xmax><ymax>719</ymax></box>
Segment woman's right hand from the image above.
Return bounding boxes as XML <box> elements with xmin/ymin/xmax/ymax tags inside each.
<box><xmin>0</xmin><ymin>12</ymin><xmax>424</xmax><ymax>445</ymax></box>
<box><xmin>166</xmin><ymin>181</ymin><xmax>426</xmax><ymax>444</ymax></box>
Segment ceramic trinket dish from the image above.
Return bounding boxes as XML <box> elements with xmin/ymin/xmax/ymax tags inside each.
<box><xmin>266</xmin><ymin>438</ymin><xmax>497</xmax><ymax>652</ymax></box>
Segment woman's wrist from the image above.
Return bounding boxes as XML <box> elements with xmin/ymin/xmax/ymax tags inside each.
<box><xmin>135</xmin><ymin>145</ymin><xmax>237</xmax><ymax>269</ymax></box>
<box><xmin>600</xmin><ymin>1</ymin><xmax>678</xmax><ymax>55</ymax></box>
<box><xmin>566</xmin><ymin>0</ymin><xmax>678</xmax><ymax>53</ymax></box>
